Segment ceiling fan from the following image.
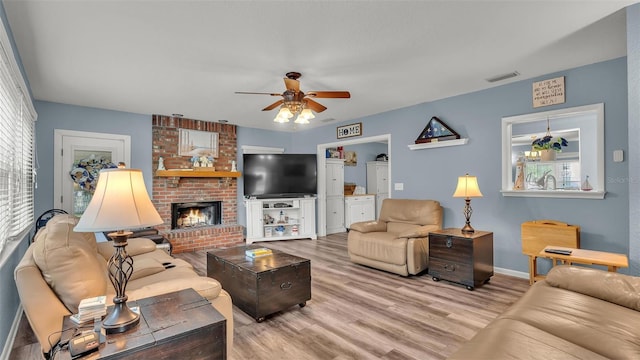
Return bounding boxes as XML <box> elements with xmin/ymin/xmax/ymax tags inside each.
<box><xmin>235</xmin><ymin>72</ymin><xmax>350</xmax><ymax>124</ymax></box>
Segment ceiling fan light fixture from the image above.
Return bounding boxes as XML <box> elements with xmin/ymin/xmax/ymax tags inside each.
<box><xmin>274</xmin><ymin>115</ymin><xmax>289</xmax><ymax>123</ymax></box>
<box><xmin>294</xmin><ymin>115</ymin><xmax>310</xmax><ymax>124</ymax></box>
<box><xmin>299</xmin><ymin>108</ymin><xmax>315</xmax><ymax>120</ymax></box>
<box><xmin>277</xmin><ymin>107</ymin><xmax>294</xmax><ymax>119</ymax></box>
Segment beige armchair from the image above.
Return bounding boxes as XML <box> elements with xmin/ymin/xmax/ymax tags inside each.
<box><xmin>347</xmin><ymin>199</ymin><xmax>443</xmax><ymax>276</ymax></box>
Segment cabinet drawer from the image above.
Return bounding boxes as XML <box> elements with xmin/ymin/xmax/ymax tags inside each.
<box><xmin>429</xmin><ymin>234</ymin><xmax>472</xmax><ymax>262</ymax></box>
<box><xmin>428</xmin><ymin>257</ymin><xmax>472</xmax><ymax>284</ymax></box>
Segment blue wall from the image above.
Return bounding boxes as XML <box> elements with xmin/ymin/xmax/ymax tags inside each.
<box><xmin>628</xmin><ymin>3</ymin><xmax>640</xmax><ymax>274</ymax></box>
<box><xmin>33</xmin><ymin>101</ymin><xmax>153</xmax><ymax>218</ymax></box>
<box><xmin>291</xmin><ymin>57</ymin><xmax>630</xmax><ymax>274</ymax></box>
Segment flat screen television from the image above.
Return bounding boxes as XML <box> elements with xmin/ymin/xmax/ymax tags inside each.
<box><xmin>243</xmin><ymin>154</ymin><xmax>317</xmax><ymax>198</ymax></box>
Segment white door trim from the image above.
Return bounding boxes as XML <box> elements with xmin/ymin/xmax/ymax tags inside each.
<box><xmin>316</xmin><ymin>134</ymin><xmax>391</xmax><ymax>237</ymax></box>
<box><xmin>53</xmin><ymin>129</ymin><xmax>131</xmax><ymax>213</ymax></box>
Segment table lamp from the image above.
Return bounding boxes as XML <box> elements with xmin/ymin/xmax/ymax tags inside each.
<box><xmin>74</xmin><ymin>168</ymin><xmax>163</xmax><ymax>334</ymax></box>
<box><xmin>452</xmin><ymin>173</ymin><xmax>483</xmax><ymax>234</ymax></box>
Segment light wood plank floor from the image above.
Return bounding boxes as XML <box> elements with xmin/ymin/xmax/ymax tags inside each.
<box><xmin>10</xmin><ymin>233</ymin><xmax>529</xmax><ymax>359</ymax></box>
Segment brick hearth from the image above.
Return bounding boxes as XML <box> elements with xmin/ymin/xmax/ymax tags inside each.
<box><xmin>152</xmin><ymin>115</ymin><xmax>244</xmax><ymax>253</ymax></box>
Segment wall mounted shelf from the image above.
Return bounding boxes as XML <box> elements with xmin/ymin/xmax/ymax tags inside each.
<box><xmin>408</xmin><ymin>138</ymin><xmax>469</xmax><ymax>150</ymax></box>
<box><xmin>156</xmin><ymin>170</ymin><xmax>241</xmax><ymax>178</ymax></box>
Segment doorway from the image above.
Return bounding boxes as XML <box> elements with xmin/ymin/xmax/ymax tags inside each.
<box><xmin>53</xmin><ymin>130</ymin><xmax>131</xmax><ymax>215</ymax></box>
<box><xmin>316</xmin><ymin>134</ymin><xmax>391</xmax><ymax>236</ymax></box>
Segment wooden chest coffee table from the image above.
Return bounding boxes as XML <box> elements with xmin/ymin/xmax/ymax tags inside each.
<box><xmin>207</xmin><ymin>245</ymin><xmax>311</xmax><ymax>322</ymax></box>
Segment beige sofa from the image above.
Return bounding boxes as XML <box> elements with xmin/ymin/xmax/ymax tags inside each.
<box><xmin>347</xmin><ymin>199</ymin><xmax>443</xmax><ymax>276</ymax></box>
<box><xmin>14</xmin><ymin>214</ymin><xmax>233</xmax><ymax>358</ymax></box>
<box><xmin>449</xmin><ymin>265</ymin><xmax>640</xmax><ymax>359</ymax></box>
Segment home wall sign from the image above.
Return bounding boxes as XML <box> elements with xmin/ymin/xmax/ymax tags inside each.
<box><xmin>532</xmin><ymin>76</ymin><xmax>565</xmax><ymax>108</ymax></box>
<box><xmin>337</xmin><ymin>122</ymin><xmax>362</xmax><ymax>139</ymax></box>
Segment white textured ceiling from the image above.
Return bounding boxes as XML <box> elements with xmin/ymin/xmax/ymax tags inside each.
<box><xmin>3</xmin><ymin>0</ymin><xmax>636</xmax><ymax>131</ymax></box>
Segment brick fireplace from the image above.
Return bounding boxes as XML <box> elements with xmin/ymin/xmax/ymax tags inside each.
<box><xmin>152</xmin><ymin>115</ymin><xmax>244</xmax><ymax>253</ymax></box>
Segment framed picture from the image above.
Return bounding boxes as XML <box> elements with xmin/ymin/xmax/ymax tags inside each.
<box><xmin>178</xmin><ymin>129</ymin><xmax>219</xmax><ymax>157</ymax></box>
<box><xmin>337</xmin><ymin>122</ymin><xmax>362</xmax><ymax>139</ymax></box>
<box><xmin>344</xmin><ymin>151</ymin><xmax>357</xmax><ymax>166</ymax></box>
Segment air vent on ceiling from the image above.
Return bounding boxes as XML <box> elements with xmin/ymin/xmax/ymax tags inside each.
<box><xmin>486</xmin><ymin>71</ymin><xmax>520</xmax><ymax>83</ymax></box>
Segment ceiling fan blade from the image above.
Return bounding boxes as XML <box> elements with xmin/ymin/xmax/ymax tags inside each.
<box><xmin>235</xmin><ymin>91</ymin><xmax>283</xmax><ymax>96</ymax></box>
<box><xmin>306</xmin><ymin>91</ymin><xmax>351</xmax><ymax>98</ymax></box>
<box><xmin>305</xmin><ymin>99</ymin><xmax>327</xmax><ymax>113</ymax></box>
<box><xmin>284</xmin><ymin>78</ymin><xmax>300</xmax><ymax>92</ymax></box>
<box><xmin>262</xmin><ymin>100</ymin><xmax>284</xmax><ymax>111</ymax></box>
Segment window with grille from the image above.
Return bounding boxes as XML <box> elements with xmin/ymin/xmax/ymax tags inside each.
<box><xmin>0</xmin><ymin>17</ymin><xmax>37</xmax><ymax>254</ymax></box>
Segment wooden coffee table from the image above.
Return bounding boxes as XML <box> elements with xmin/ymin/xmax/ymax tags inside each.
<box><xmin>207</xmin><ymin>245</ymin><xmax>311</xmax><ymax>322</ymax></box>
<box><xmin>539</xmin><ymin>246</ymin><xmax>629</xmax><ymax>273</ymax></box>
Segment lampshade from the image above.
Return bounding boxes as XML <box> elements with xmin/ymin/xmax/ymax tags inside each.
<box><xmin>299</xmin><ymin>108</ymin><xmax>315</xmax><ymax>120</ymax></box>
<box><xmin>294</xmin><ymin>115</ymin><xmax>310</xmax><ymax>124</ymax></box>
<box><xmin>74</xmin><ymin>168</ymin><xmax>163</xmax><ymax>232</ymax></box>
<box><xmin>453</xmin><ymin>174</ymin><xmax>483</xmax><ymax>198</ymax></box>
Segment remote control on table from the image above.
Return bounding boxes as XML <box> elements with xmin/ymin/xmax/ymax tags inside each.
<box><xmin>544</xmin><ymin>248</ymin><xmax>573</xmax><ymax>255</ymax></box>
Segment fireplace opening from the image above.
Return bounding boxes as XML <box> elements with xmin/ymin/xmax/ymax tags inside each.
<box><xmin>171</xmin><ymin>201</ymin><xmax>222</xmax><ymax>230</ymax></box>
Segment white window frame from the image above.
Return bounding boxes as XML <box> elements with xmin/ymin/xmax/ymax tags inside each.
<box><xmin>0</xmin><ymin>15</ymin><xmax>37</xmax><ymax>256</ymax></box>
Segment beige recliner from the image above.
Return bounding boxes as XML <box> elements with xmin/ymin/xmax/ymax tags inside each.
<box><xmin>347</xmin><ymin>199</ymin><xmax>443</xmax><ymax>276</ymax></box>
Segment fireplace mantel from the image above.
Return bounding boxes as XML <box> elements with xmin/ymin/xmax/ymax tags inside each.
<box><xmin>156</xmin><ymin>170</ymin><xmax>241</xmax><ymax>178</ymax></box>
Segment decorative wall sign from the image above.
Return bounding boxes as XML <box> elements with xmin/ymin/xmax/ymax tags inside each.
<box><xmin>337</xmin><ymin>122</ymin><xmax>362</xmax><ymax>139</ymax></box>
<box><xmin>178</xmin><ymin>129</ymin><xmax>219</xmax><ymax>157</ymax></box>
<box><xmin>415</xmin><ymin>116</ymin><xmax>460</xmax><ymax>144</ymax></box>
<box><xmin>533</xmin><ymin>76</ymin><xmax>565</xmax><ymax>108</ymax></box>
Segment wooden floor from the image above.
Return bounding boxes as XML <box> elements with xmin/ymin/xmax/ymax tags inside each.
<box><xmin>10</xmin><ymin>233</ymin><xmax>529</xmax><ymax>360</ymax></box>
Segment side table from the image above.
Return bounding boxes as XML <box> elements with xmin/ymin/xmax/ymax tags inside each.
<box><xmin>538</xmin><ymin>246</ymin><xmax>628</xmax><ymax>273</ymax></box>
<box><xmin>428</xmin><ymin>228</ymin><xmax>494</xmax><ymax>290</ymax></box>
<box><xmin>58</xmin><ymin>288</ymin><xmax>226</xmax><ymax>359</ymax></box>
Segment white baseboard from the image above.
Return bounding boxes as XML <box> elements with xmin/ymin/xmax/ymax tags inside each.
<box><xmin>495</xmin><ymin>266</ymin><xmax>529</xmax><ymax>280</ymax></box>
<box><xmin>1</xmin><ymin>305</ymin><xmax>23</xmax><ymax>360</ymax></box>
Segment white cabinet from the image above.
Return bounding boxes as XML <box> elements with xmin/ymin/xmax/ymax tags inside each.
<box><xmin>366</xmin><ymin>161</ymin><xmax>389</xmax><ymax>218</ymax></box>
<box><xmin>344</xmin><ymin>195</ymin><xmax>375</xmax><ymax>229</ymax></box>
<box><xmin>244</xmin><ymin>197</ymin><xmax>317</xmax><ymax>245</ymax></box>
<box><xmin>326</xmin><ymin>159</ymin><xmax>345</xmax><ymax>234</ymax></box>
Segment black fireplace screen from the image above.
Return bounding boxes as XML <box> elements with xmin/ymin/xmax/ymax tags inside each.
<box><xmin>171</xmin><ymin>201</ymin><xmax>222</xmax><ymax>229</ymax></box>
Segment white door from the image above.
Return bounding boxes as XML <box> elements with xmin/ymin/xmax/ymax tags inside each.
<box><xmin>54</xmin><ymin>130</ymin><xmax>131</xmax><ymax>216</ymax></box>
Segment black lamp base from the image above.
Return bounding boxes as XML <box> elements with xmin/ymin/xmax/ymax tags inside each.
<box><xmin>102</xmin><ymin>302</ymin><xmax>140</xmax><ymax>334</ymax></box>
<box><xmin>461</xmin><ymin>198</ymin><xmax>475</xmax><ymax>234</ymax></box>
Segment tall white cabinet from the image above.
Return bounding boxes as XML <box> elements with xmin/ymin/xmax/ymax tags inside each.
<box><xmin>326</xmin><ymin>158</ymin><xmax>345</xmax><ymax>234</ymax></box>
<box><xmin>366</xmin><ymin>161</ymin><xmax>389</xmax><ymax>218</ymax></box>
<box><xmin>245</xmin><ymin>197</ymin><xmax>317</xmax><ymax>245</ymax></box>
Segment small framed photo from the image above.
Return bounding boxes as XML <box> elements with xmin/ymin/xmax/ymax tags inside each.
<box><xmin>178</xmin><ymin>129</ymin><xmax>219</xmax><ymax>157</ymax></box>
<box><xmin>337</xmin><ymin>122</ymin><xmax>362</xmax><ymax>139</ymax></box>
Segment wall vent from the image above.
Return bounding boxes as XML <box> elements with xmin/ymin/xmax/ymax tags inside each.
<box><xmin>486</xmin><ymin>71</ymin><xmax>520</xmax><ymax>83</ymax></box>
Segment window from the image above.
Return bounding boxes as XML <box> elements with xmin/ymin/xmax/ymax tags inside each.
<box><xmin>0</xmin><ymin>17</ymin><xmax>37</xmax><ymax>254</ymax></box>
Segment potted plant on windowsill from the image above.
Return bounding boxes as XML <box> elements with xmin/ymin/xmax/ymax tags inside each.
<box><xmin>531</xmin><ymin>135</ymin><xmax>568</xmax><ymax>161</ymax></box>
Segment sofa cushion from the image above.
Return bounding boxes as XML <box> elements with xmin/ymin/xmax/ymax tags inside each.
<box><xmin>130</xmin><ymin>257</ymin><xmax>166</xmax><ymax>281</ymax></box>
<box><xmin>546</xmin><ymin>265</ymin><xmax>640</xmax><ymax>311</ymax></box>
<box><xmin>32</xmin><ymin>217</ymin><xmax>107</xmax><ymax>314</ymax></box>
<box><xmin>97</xmin><ymin>237</ymin><xmax>158</xmax><ymax>260</ymax></box>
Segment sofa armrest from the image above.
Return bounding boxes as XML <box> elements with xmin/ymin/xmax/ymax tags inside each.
<box><xmin>15</xmin><ymin>261</ymin><xmax>71</xmax><ymax>355</ymax></box>
<box><xmin>545</xmin><ymin>265</ymin><xmax>640</xmax><ymax>311</ymax></box>
<box><xmin>97</xmin><ymin>237</ymin><xmax>158</xmax><ymax>260</ymax></box>
<box><xmin>398</xmin><ymin>224</ymin><xmax>441</xmax><ymax>239</ymax></box>
<box><xmin>349</xmin><ymin>220</ymin><xmax>387</xmax><ymax>233</ymax></box>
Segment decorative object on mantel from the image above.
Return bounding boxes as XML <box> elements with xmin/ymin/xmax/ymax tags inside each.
<box><xmin>453</xmin><ymin>174</ymin><xmax>483</xmax><ymax>234</ymax></box>
<box><xmin>157</xmin><ymin>156</ymin><xmax>166</xmax><ymax>171</ymax></box>
<box><xmin>532</xmin><ymin>76</ymin><xmax>565</xmax><ymax>108</ymax></box>
<box><xmin>531</xmin><ymin>117</ymin><xmax>568</xmax><ymax>161</ymax></box>
<box><xmin>231</xmin><ymin>160</ymin><xmax>237</xmax><ymax>172</ymax></box>
<box><xmin>415</xmin><ymin>116</ymin><xmax>461</xmax><ymax>144</ymax></box>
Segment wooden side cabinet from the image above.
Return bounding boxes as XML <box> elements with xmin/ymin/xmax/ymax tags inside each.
<box><xmin>428</xmin><ymin>228</ymin><xmax>494</xmax><ymax>290</ymax></box>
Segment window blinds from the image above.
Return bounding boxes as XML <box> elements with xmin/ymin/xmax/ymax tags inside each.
<box><xmin>0</xmin><ymin>20</ymin><xmax>36</xmax><ymax>253</ymax></box>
